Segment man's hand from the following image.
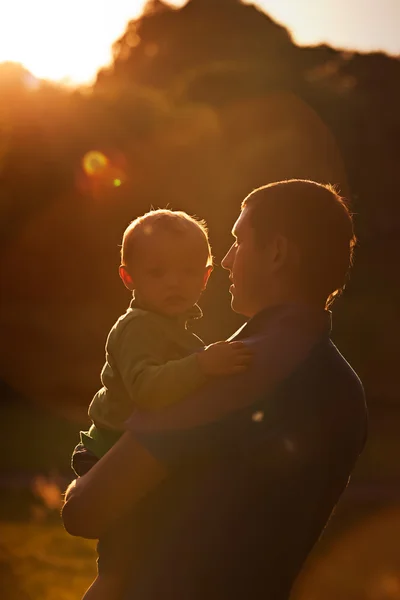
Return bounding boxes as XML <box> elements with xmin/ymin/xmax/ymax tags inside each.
<box><xmin>61</xmin><ymin>432</ymin><xmax>167</xmax><ymax>539</ymax></box>
<box><xmin>197</xmin><ymin>341</ymin><xmax>252</xmax><ymax>376</ymax></box>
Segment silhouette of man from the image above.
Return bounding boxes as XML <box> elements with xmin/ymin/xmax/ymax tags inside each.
<box><xmin>63</xmin><ymin>179</ymin><xmax>367</xmax><ymax>600</ymax></box>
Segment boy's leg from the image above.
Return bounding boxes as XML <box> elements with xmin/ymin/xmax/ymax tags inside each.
<box><xmin>70</xmin><ymin>444</ymin><xmax>131</xmax><ymax>599</ymax></box>
<box><xmin>71</xmin><ymin>443</ymin><xmax>133</xmax><ymax>597</ymax></box>
<box><xmin>71</xmin><ymin>443</ymin><xmax>99</xmax><ymax>477</ymax></box>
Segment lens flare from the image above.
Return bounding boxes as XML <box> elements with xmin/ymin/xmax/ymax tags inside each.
<box><xmin>79</xmin><ymin>150</ymin><xmax>127</xmax><ymax>196</ymax></box>
<box><xmin>82</xmin><ymin>151</ymin><xmax>108</xmax><ymax>176</ymax></box>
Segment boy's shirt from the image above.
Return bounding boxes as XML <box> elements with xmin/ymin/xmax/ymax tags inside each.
<box><xmin>81</xmin><ymin>298</ymin><xmax>206</xmax><ymax>458</ymax></box>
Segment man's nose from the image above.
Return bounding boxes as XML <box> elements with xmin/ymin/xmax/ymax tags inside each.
<box><xmin>221</xmin><ymin>245</ymin><xmax>234</xmax><ymax>271</ymax></box>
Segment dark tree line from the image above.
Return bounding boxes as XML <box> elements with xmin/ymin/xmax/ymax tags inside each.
<box><xmin>0</xmin><ymin>0</ymin><xmax>399</xmax><ymax>410</ymax></box>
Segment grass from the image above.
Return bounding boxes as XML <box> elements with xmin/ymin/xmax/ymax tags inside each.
<box><xmin>2</xmin><ymin>507</ymin><xmax>400</xmax><ymax>600</ymax></box>
<box><xmin>0</xmin><ymin>520</ymin><xmax>97</xmax><ymax>600</ymax></box>
<box><xmin>0</xmin><ymin>397</ymin><xmax>97</xmax><ymax>599</ymax></box>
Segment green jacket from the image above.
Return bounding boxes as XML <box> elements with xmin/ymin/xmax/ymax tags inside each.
<box><xmin>81</xmin><ymin>299</ymin><xmax>206</xmax><ymax>457</ymax></box>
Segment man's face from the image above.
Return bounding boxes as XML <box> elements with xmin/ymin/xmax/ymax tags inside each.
<box><xmin>222</xmin><ymin>207</ymin><xmax>275</xmax><ymax>318</ymax></box>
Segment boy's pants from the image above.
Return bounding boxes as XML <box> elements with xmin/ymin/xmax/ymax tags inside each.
<box><xmin>71</xmin><ymin>443</ymin><xmax>99</xmax><ymax>477</ymax></box>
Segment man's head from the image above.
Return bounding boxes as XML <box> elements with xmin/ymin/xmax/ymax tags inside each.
<box><xmin>222</xmin><ymin>179</ymin><xmax>356</xmax><ymax>318</ymax></box>
<box><xmin>120</xmin><ymin>209</ymin><xmax>213</xmax><ymax>316</ymax></box>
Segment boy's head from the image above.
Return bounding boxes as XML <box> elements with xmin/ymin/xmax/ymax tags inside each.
<box><xmin>120</xmin><ymin>209</ymin><xmax>213</xmax><ymax>316</ymax></box>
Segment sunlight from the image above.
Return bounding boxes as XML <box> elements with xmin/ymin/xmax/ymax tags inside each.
<box><xmin>0</xmin><ymin>0</ymin><xmax>147</xmax><ymax>85</ymax></box>
<box><xmin>0</xmin><ymin>0</ymin><xmax>398</xmax><ymax>86</ymax></box>
<box><xmin>253</xmin><ymin>0</ymin><xmax>400</xmax><ymax>56</ymax></box>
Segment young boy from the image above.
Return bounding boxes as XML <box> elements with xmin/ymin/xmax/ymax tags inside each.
<box><xmin>71</xmin><ymin>209</ymin><xmax>251</xmax><ymax>600</ymax></box>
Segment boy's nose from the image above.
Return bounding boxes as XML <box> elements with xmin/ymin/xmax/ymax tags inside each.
<box><xmin>165</xmin><ymin>273</ymin><xmax>180</xmax><ymax>287</ymax></box>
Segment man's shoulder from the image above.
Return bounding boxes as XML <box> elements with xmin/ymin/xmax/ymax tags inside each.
<box><xmin>308</xmin><ymin>338</ymin><xmax>365</xmax><ymax>403</ymax></box>
<box><xmin>286</xmin><ymin>338</ymin><xmax>367</xmax><ymax>448</ymax></box>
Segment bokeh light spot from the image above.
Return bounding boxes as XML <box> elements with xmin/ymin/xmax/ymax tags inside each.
<box><xmin>252</xmin><ymin>411</ymin><xmax>264</xmax><ymax>423</ymax></box>
<box><xmin>126</xmin><ymin>31</ymin><xmax>141</xmax><ymax>48</ymax></box>
<box><xmin>145</xmin><ymin>43</ymin><xmax>159</xmax><ymax>58</ymax></box>
<box><xmin>283</xmin><ymin>437</ymin><xmax>296</xmax><ymax>453</ymax></box>
<box><xmin>82</xmin><ymin>151</ymin><xmax>108</xmax><ymax>176</ymax></box>
<box><xmin>113</xmin><ymin>178</ymin><xmax>122</xmax><ymax>187</ymax></box>
<box><xmin>23</xmin><ymin>72</ymin><xmax>40</xmax><ymax>90</ymax></box>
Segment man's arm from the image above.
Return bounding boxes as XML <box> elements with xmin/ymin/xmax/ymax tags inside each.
<box><xmin>62</xmin><ymin>431</ymin><xmax>167</xmax><ymax>539</ymax></box>
<box><xmin>63</xmin><ymin>308</ymin><xmax>327</xmax><ymax>539</ymax></box>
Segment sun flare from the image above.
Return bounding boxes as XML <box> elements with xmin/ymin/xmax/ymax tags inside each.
<box><xmin>0</xmin><ymin>0</ymin><xmax>148</xmax><ymax>85</ymax></box>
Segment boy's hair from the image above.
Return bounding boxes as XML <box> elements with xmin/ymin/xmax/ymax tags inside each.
<box><xmin>242</xmin><ymin>179</ymin><xmax>356</xmax><ymax>308</ymax></box>
<box><xmin>121</xmin><ymin>209</ymin><xmax>213</xmax><ymax>271</ymax></box>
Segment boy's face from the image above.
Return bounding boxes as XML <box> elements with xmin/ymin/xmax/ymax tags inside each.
<box><xmin>121</xmin><ymin>229</ymin><xmax>212</xmax><ymax>316</ymax></box>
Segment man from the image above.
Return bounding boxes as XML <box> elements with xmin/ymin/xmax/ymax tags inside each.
<box><xmin>62</xmin><ymin>179</ymin><xmax>367</xmax><ymax>599</ymax></box>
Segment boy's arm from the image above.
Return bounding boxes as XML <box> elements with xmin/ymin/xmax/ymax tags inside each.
<box><xmin>124</xmin><ymin>353</ymin><xmax>206</xmax><ymax>410</ymax></box>
<box><xmin>114</xmin><ymin>319</ymin><xmax>206</xmax><ymax>410</ymax></box>
<box><xmin>114</xmin><ymin>320</ymin><xmax>250</xmax><ymax>410</ymax></box>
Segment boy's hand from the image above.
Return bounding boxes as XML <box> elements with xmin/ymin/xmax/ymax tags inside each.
<box><xmin>197</xmin><ymin>341</ymin><xmax>252</xmax><ymax>376</ymax></box>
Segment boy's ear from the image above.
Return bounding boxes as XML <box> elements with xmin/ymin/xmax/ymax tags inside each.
<box><xmin>202</xmin><ymin>265</ymin><xmax>213</xmax><ymax>290</ymax></box>
<box><xmin>119</xmin><ymin>265</ymin><xmax>134</xmax><ymax>291</ymax></box>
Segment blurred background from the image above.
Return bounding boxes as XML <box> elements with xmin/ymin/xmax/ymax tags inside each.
<box><xmin>0</xmin><ymin>0</ymin><xmax>400</xmax><ymax>598</ymax></box>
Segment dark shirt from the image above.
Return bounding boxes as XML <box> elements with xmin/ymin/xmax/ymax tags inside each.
<box><xmin>123</xmin><ymin>304</ymin><xmax>367</xmax><ymax>600</ymax></box>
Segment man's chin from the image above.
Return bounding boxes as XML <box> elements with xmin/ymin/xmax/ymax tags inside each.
<box><xmin>230</xmin><ymin>295</ymin><xmax>244</xmax><ymax>316</ymax></box>
<box><xmin>230</xmin><ymin>293</ymin><xmax>253</xmax><ymax>318</ymax></box>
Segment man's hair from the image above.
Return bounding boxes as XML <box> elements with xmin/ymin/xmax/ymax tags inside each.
<box><xmin>121</xmin><ymin>209</ymin><xmax>213</xmax><ymax>271</ymax></box>
<box><xmin>242</xmin><ymin>179</ymin><xmax>356</xmax><ymax>307</ymax></box>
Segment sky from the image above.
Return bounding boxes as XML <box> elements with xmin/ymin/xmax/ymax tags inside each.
<box><xmin>0</xmin><ymin>0</ymin><xmax>398</xmax><ymax>85</ymax></box>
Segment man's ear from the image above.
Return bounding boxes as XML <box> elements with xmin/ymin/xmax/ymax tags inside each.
<box><xmin>202</xmin><ymin>265</ymin><xmax>213</xmax><ymax>290</ymax></box>
<box><xmin>270</xmin><ymin>235</ymin><xmax>290</xmax><ymax>272</ymax></box>
<box><xmin>119</xmin><ymin>265</ymin><xmax>134</xmax><ymax>291</ymax></box>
